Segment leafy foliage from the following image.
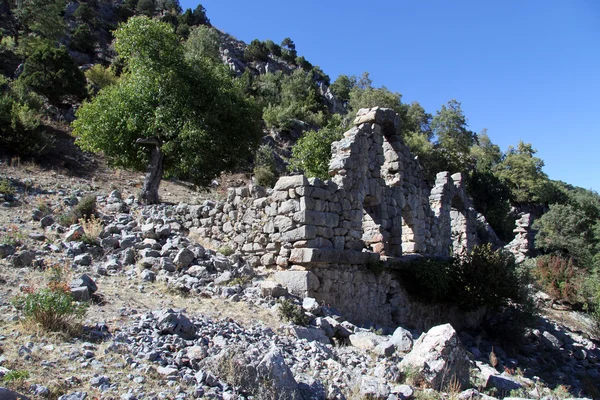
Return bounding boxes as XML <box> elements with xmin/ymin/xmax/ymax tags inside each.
<box><xmin>288</xmin><ymin>117</ymin><xmax>343</xmax><ymax>179</ymax></box>
<box><xmin>396</xmin><ymin>244</ymin><xmax>528</xmax><ymax>312</ymax></box>
<box><xmin>494</xmin><ymin>141</ymin><xmax>552</xmax><ymax>204</ymax></box>
<box><xmin>14</xmin><ymin>0</ymin><xmax>66</xmax><ymax>43</ymax></box>
<box><xmin>277</xmin><ymin>299</ymin><xmax>308</xmax><ymax>326</ymax></box>
<box><xmin>244</xmin><ymin>39</ymin><xmax>269</xmax><ymax>62</ymax></box>
<box><xmin>70</xmin><ymin>24</ymin><xmax>95</xmax><ymax>54</ymax></box>
<box><xmin>12</xmin><ymin>282</ymin><xmax>87</xmax><ymax>333</ymax></box>
<box><xmin>74</xmin><ymin>17</ymin><xmax>261</xmax><ymax>187</ymax></box>
<box><xmin>259</xmin><ymin>70</ymin><xmax>327</xmax><ymax>130</ymax></box>
<box><xmin>19</xmin><ymin>42</ymin><xmax>87</xmax><ymax>104</ymax></box>
<box><xmin>84</xmin><ymin>64</ymin><xmax>118</xmax><ymax>90</ymax></box>
<box><xmin>0</xmin><ymin>78</ymin><xmax>46</xmax><ymax>155</ymax></box>
<box><xmin>184</xmin><ymin>25</ymin><xmax>220</xmax><ymax>63</ymax></box>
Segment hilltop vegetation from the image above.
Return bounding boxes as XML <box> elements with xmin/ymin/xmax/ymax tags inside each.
<box><xmin>0</xmin><ymin>1</ymin><xmax>599</xmax><ymax>325</ymax></box>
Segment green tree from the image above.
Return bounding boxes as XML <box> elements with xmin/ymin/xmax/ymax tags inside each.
<box><xmin>471</xmin><ymin>130</ymin><xmax>502</xmax><ymax>172</ymax></box>
<box><xmin>494</xmin><ymin>141</ymin><xmax>551</xmax><ymax>204</ymax></box>
<box><xmin>347</xmin><ymin>73</ymin><xmax>403</xmax><ymax>115</ymax></box>
<box><xmin>330</xmin><ymin>74</ymin><xmax>353</xmax><ymax>103</ymax></box>
<box><xmin>280</xmin><ymin>37</ymin><xmax>297</xmax><ymax>63</ymax></box>
<box><xmin>70</xmin><ymin>24</ymin><xmax>95</xmax><ymax>54</ymax></box>
<box><xmin>14</xmin><ymin>0</ymin><xmax>66</xmax><ymax>44</ymax></box>
<box><xmin>261</xmin><ymin>69</ymin><xmax>327</xmax><ymax>130</ymax></box>
<box><xmin>403</xmin><ymin>101</ymin><xmax>432</xmax><ymax>140</ymax></box>
<box><xmin>264</xmin><ymin>39</ymin><xmax>281</xmax><ymax>57</ymax></box>
<box><xmin>184</xmin><ymin>25</ymin><xmax>220</xmax><ymax>63</ymax></box>
<box><xmin>73</xmin><ymin>17</ymin><xmax>261</xmax><ymax>204</ymax></box>
<box><xmin>431</xmin><ymin>99</ymin><xmax>475</xmax><ymax>173</ymax></box>
<box><xmin>19</xmin><ymin>42</ymin><xmax>87</xmax><ymax>104</ymax></box>
<box><xmin>136</xmin><ymin>0</ymin><xmax>155</xmax><ymax>16</ymax></box>
<box><xmin>288</xmin><ymin>116</ymin><xmax>343</xmax><ymax>179</ymax></box>
<box><xmin>535</xmin><ymin>188</ymin><xmax>600</xmax><ymax>268</ymax></box>
<box><xmin>244</xmin><ymin>39</ymin><xmax>269</xmax><ymax>62</ymax></box>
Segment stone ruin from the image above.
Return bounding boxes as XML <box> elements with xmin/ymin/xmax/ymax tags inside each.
<box><xmin>174</xmin><ymin>107</ymin><xmax>528</xmax><ymax>328</ymax></box>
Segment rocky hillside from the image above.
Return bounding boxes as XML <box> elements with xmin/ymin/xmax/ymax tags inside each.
<box><xmin>0</xmin><ymin>163</ymin><xmax>599</xmax><ymax>400</ymax></box>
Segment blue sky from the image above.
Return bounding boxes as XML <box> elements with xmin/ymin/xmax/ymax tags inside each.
<box><xmin>181</xmin><ymin>0</ymin><xmax>600</xmax><ymax>191</ymax></box>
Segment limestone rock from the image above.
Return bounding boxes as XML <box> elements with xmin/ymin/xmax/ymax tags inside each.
<box><xmin>390</xmin><ymin>326</ymin><xmax>413</xmax><ymax>353</ymax></box>
<box><xmin>349</xmin><ymin>331</ymin><xmax>386</xmax><ymax>352</ymax></box>
<box><xmin>154</xmin><ymin>309</ymin><xmax>196</xmax><ymax>339</ymax></box>
<box><xmin>256</xmin><ymin>346</ymin><xmax>302</xmax><ymax>400</ymax></box>
<box><xmin>399</xmin><ymin>324</ymin><xmax>470</xmax><ymax>390</ymax></box>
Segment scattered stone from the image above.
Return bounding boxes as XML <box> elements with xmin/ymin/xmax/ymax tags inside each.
<box><xmin>154</xmin><ymin>309</ymin><xmax>196</xmax><ymax>339</ymax></box>
<box><xmin>65</xmin><ymin>225</ymin><xmax>85</xmax><ymax>242</ymax></box>
<box><xmin>400</xmin><ymin>324</ymin><xmax>470</xmax><ymax>390</ymax></box>
<box><xmin>11</xmin><ymin>250</ymin><xmax>35</xmax><ymax>268</ymax></box>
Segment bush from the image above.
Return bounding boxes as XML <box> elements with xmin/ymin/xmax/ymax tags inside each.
<box><xmin>396</xmin><ymin>244</ymin><xmax>528</xmax><ymax>312</ymax></box>
<box><xmin>19</xmin><ymin>42</ymin><xmax>87</xmax><ymax>104</ymax></box>
<box><xmin>277</xmin><ymin>299</ymin><xmax>308</xmax><ymax>326</ymax></box>
<box><xmin>288</xmin><ymin>120</ymin><xmax>343</xmax><ymax>180</ymax></box>
<box><xmin>253</xmin><ymin>166</ymin><xmax>277</xmax><ymax>188</ymax></box>
<box><xmin>244</xmin><ymin>39</ymin><xmax>269</xmax><ymax>62</ymax></box>
<box><xmin>84</xmin><ymin>64</ymin><xmax>118</xmax><ymax>90</ymax></box>
<box><xmin>534</xmin><ymin>255</ymin><xmax>585</xmax><ymax>304</ymax></box>
<box><xmin>70</xmin><ymin>24</ymin><xmax>95</xmax><ymax>54</ymax></box>
<box><xmin>58</xmin><ymin>195</ymin><xmax>97</xmax><ymax>226</ymax></box>
<box><xmin>12</xmin><ymin>285</ymin><xmax>87</xmax><ymax>333</ymax></box>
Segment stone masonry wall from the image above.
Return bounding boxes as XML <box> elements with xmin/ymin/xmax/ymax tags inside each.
<box><xmin>172</xmin><ymin>107</ymin><xmax>503</xmax><ymax>328</ymax></box>
<box><xmin>177</xmin><ymin>107</ymin><xmax>482</xmax><ymax>267</ymax></box>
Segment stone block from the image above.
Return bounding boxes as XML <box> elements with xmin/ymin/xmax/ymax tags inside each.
<box><xmin>274</xmin><ymin>175</ymin><xmax>308</xmax><ymax>191</ymax></box>
<box><xmin>274</xmin><ymin>270</ymin><xmax>320</xmax><ymax>296</ymax></box>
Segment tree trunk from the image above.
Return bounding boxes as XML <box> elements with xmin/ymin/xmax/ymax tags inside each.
<box><xmin>136</xmin><ymin>137</ymin><xmax>163</xmax><ymax>204</ymax></box>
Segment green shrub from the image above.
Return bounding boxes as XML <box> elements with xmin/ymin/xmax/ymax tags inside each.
<box><xmin>395</xmin><ymin>244</ymin><xmax>528</xmax><ymax>312</ymax></box>
<box><xmin>534</xmin><ymin>255</ymin><xmax>585</xmax><ymax>304</ymax></box>
<box><xmin>395</xmin><ymin>257</ymin><xmax>452</xmax><ymax>303</ymax></box>
<box><xmin>1</xmin><ymin>369</ymin><xmax>30</xmax><ymax>384</ymax></box>
<box><xmin>253</xmin><ymin>166</ymin><xmax>277</xmax><ymax>188</ymax></box>
<box><xmin>244</xmin><ymin>39</ymin><xmax>269</xmax><ymax>62</ymax></box>
<box><xmin>0</xmin><ymin>178</ymin><xmax>15</xmax><ymax>196</ymax></box>
<box><xmin>288</xmin><ymin>119</ymin><xmax>343</xmax><ymax>180</ymax></box>
<box><xmin>57</xmin><ymin>195</ymin><xmax>97</xmax><ymax>226</ymax></box>
<box><xmin>12</xmin><ymin>286</ymin><xmax>87</xmax><ymax>333</ymax></box>
<box><xmin>19</xmin><ymin>42</ymin><xmax>87</xmax><ymax>104</ymax></box>
<box><xmin>84</xmin><ymin>64</ymin><xmax>118</xmax><ymax>90</ymax></box>
<box><xmin>70</xmin><ymin>24</ymin><xmax>95</xmax><ymax>54</ymax></box>
<box><xmin>277</xmin><ymin>299</ymin><xmax>308</xmax><ymax>326</ymax></box>
<box><xmin>218</xmin><ymin>245</ymin><xmax>233</xmax><ymax>256</ymax></box>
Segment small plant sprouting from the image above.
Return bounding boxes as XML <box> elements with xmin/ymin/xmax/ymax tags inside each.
<box><xmin>277</xmin><ymin>298</ymin><xmax>309</xmax><ymax>326</ymax></box>
<box><xmin>218</xmin><ymin>245</ymin><xmax>234</xmax><ymax>256</ymax></box>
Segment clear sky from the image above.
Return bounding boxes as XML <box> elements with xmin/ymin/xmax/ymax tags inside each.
<box><xmin>181</xmin><ymin>0</ymin><xmax>600</xmax><ymax>192</ymax></box>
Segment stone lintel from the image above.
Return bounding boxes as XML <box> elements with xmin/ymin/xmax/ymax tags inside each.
<box><xmin>290</xmin><ymin>248</ymin><xmax>379</xmax><ymax>265</ymax></box>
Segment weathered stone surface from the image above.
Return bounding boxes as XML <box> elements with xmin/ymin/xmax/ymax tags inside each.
<box><xmin>65</xmin><ymin>225</ymin><xmax>84</xmax><ymax>241</ymax></box>
<box><xmin>288</xmin><ymin>326</ymin><xmax>330</xmax><ymax>345</ymax></box>
<box><xmin>174</xmin><ymin>248</ymin><xmax>195</xmax><ymax>269</ymax></box>
<box><xmin>349</xmin><ymin>332</ymin><xmax>387</xmax><ymax>352</ymax></box>
<box><xmin>10</xmin><ymin>250</ymin><xmax>35</xmax><ymax>267</ymax></box>
<box><xmin>274</xmin><ymin>271</ymin><xmax>320</xmax><ymax>296</ymax></box>
<box><xmin>390</xmin><ymin>326</ymin><xmax>413</xmax><ymax>352</ymax></box>
<box><xmin>0</xmin><ymin>387</ymin><xmax>31</xmax><ymax>400</ymax></box>
<box><xmin>70</xmin><ymin>286</ymin><xmax>91</xmax><ymax>302</ymax></box>
<box><xmin>399</xmin><ymin>324</ymin><xmax>469</xmax><ymax>390</ymax></box>
<box><xmin>359</xmin><ymin>376</ymin><xmax>390</xmax><ymax>399</ymax></box>
<box><xmin>71</xmin><ymin>274</ymin><xmax>97</xmax><ymax>293</ymax></box>
<box><xmin>154</xmin><ymin>309</ymin><xmax>196</xmax><ymax>339</ymax></box>
<box><xmin>256</xmin><ymin>346</ymin><xmax>302</xmax><ymax>400</ymax></box>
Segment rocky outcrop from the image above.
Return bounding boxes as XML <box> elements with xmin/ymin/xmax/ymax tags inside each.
<box><xmin>399</xmin><ymin>324</ymin><xmax>470</xmax><ymax>390</ymax></box>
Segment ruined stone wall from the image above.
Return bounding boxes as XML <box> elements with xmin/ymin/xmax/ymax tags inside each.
<box><xmin>177</xmin><ymin>107</ymin><xmax>483</xmax><ymax>266</ymax></box>
<box><xmin>173</xmin><ymin>107</ymin><xmax>506</xmax><ymax>328</ymax></box>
